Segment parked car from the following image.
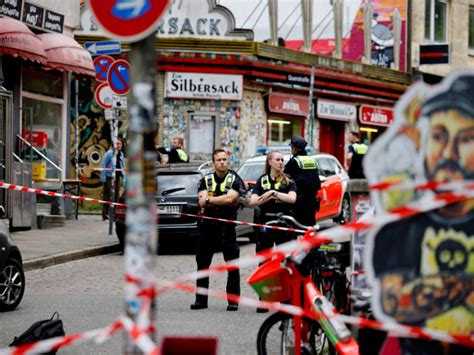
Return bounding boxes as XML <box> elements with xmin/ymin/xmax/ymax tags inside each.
<box><xmin>114</xmin><ymin>163</ymin><xmax>254</xmax><ymax>250</ymax></box>
<box><xmin>237</xmin><ymin>153</ymin><xmax>352</xmax><ymax>225</ymax></box>
<box><xmin>0</xmin><ymin>221</ymin><xmax>25</xmax><ymax>311</ymax></box>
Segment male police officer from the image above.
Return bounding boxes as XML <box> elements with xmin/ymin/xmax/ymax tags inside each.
<box><xmin>284</xmin><ymin>135</ymin><xmax>321</xmax><ymax>227</ymax></box>
<box><xmin>157</xmin><ymin>136</ymin><xmax>189</xmax><ymax>163</ymax></box>
<box><xmin>191</xmin><ymin>149</ymin><xmax>241</xmax><ymax>311</ymax></box>
<box><xmin>346</xmin><ymin>131</ymin><xmax>368</xmax><ymax>179</ymax></box>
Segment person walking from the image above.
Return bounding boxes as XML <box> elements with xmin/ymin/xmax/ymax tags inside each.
<box><xmin>345</xmin><ymin>131</ymin><xmax>368</xmax><ymax>179</ymax></box>
<box><xmin>191</xmin><ymin>148</ymin><xmax>241</xmax><ymax>311</ymax></box>
<box><xmin>157</xmin><ymin>136</ymin><xmax>189</xmax><ymax>163</ymax></box>
<box><xmin>100</xmin><ymin>139</ymin><xmax>126</xmax><ymax>221</ymax></box>
<box><xmin>284</xmin><ymin>135</ymin><xmax>321</xmax><ymax>227</ymax></box>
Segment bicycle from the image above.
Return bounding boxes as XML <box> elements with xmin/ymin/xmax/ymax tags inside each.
<box><xmin>248</xmin><ymin>213</ymin><xmax>359</xmax><ymax>355</ymax></box>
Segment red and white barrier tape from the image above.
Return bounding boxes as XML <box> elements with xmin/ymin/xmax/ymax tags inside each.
<box><xmin>370</xmin><ymin>179</ymin><xmax>474</xmax><ymax>192</ymax></box>
<box><xmin>120</xmin><ymin>317</ymin><xmax>159</xmax><ymax>355</ymax></box>
<box><xmin>0</xmin><ymin>182</ymin><xmax>126</xmax><ymax>208</ymax></box>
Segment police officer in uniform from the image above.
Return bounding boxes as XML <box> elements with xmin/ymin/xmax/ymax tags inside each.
<box><xmin>157</xmin><ymin>136</ymin><xmax>189</xmax><ymax>163</ymax></box>
<box><xmin>284</xmin><ymin>135</ymin><xmax>321</xmax><ymax>227</ymax></box>
<box><xmin>346</xmin><ymin>131</ymin><xmax>368</xmax><ymax>179</ymax></box>
<box><xmin>191</xmin><ymin>148</ymin><xmax>241</xmax><ymax>311</ymax></box>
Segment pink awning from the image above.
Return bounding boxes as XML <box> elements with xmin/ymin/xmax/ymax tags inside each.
<box><xmin>38</xmin><ymin>33</ymin><xmax>95</xmax><ymax>77</ymax></box>
<box><xmin>0</xmin><ymin>17</ymin><xmax>47</xmax><ymax>64</ymax></box>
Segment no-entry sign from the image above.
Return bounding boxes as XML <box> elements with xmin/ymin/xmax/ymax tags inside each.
<box><xmin>107</xmin><ymin>59</ymin><xmax>130</xmax><ymax>95</ymax></box>
<box><xmin>88</xmin><ymin>0</ymin><xmax>169</xmax><ymax>42</ymax></box>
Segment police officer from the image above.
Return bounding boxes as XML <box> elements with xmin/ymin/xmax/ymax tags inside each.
<box><xmin>284</xmin><ymin>135</ymin><xmax>321</xmax><ymax>227</ymax></box>
<box><xmin>191</xmin><ymin>148</ymin><xmax>241</xmax><ymax>311</ymax></box>
<box><xmin>157</xmin><ymin>136</ymin><xmax>189</xmax><ymax>163</ymax></box>
<box><xmin>346</xmin><ymin>131</ymin><xmax>368</xmax><ymax>179</ymax></box>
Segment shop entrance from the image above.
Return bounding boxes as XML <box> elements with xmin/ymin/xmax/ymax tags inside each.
<box><xmin>319</xmin><ymin>119</ymin><xmax>345</xmax><ymax>165</ymax></box>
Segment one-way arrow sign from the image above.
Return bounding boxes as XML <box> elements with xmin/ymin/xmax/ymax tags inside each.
<box><xmin>85</xmin><ymin>41</ymin><xmax>122</xmax><ymax>56</ymax></box>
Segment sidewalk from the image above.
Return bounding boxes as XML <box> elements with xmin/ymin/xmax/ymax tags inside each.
<box><xmin>10</xmin><ymin>214</ymin><xmax>120</xmax><ymax>271</ymax></box>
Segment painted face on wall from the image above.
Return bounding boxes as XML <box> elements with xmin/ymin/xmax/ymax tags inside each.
<box><xmin>425</xmin><ymin>109</ymin><xmax>474</xmax><ymax>182</ymax></box>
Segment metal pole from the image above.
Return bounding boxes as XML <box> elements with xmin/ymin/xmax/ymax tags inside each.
<box><xmin>108</xmin><ymin>115</ymin><xmax>118</xmax><ymax>236</ymax></box>
<box><xmin>363</xmin><ymin>2</ymin><xmax>373</xmax><ymax>64</ymax></box>
<box><xmin>124</xmin><ymin>33</ymin><xmax>158</xmax><ymax>353</ymax></box>
<box><xmin>307</xmin><ymin>66</ymin><xmax>315</xmax><ymax>146</ymax></box>
<box><xmin>333</xmin><ymin>0</ymin><xmax>343</xmax><ymax>59</ymax></box>
<box><xmin>74</xmin><ymin>80</ymin><xmax>79</xmax><ymax>181</ymax></box>
<box><xmin>392</xmin><ymin>9</ymin><xmax>402</xmax><ymax>71</ymax></box>
<box><xmin>301</xmin><ymin>0</ymin><xmax>313</xmax><ymax>53</ymax></box>
<box><xmin>268</xmin><ymin>0</ymin><xmax>278</xmax><ymax>46</ymax></box>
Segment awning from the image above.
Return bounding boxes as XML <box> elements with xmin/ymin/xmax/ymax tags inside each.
<box><xmin>38</xmin><ymin>33</ymin><xmax>95</xmax><ymax>77</ymax></box>
<box><xmin>0</xmin><ymin>17</ymin><xmax>47</xmax><ymax>64</ymax></box>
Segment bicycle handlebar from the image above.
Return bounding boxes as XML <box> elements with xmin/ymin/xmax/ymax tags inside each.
<box><xmin>264</xmin><ymin>213</ymin><xmax>312</xmax><ymax>231</ymax></box>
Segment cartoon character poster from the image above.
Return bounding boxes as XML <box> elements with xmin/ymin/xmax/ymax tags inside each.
<box><xmin>364</xmin><ymin>71</ymin><xmax>474</xmax><ymax>351</ymax></box>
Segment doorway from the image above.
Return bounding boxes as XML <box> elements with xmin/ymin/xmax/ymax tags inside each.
<box><xmin>318</xmin><ymin>119</ymin><xmax>346</xmax><ymax>165</ymax></box>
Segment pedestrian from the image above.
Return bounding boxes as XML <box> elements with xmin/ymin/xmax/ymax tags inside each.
<box><xmin>191</xmin><ymin>148</ymin><xmax>241</xmax><ymax>311</ymax></box>
<box><xmin>345</xmin><ymin>131</ymin><xmax>368</xmax><ymax>179</ymax></box>
<box><xmin>100</xmin><ymin>138</ymin><xmax>126</xmax><ymax>221</ymax></box>
<box><xmin>157</xmin><ymin>136</ymin><xmax>189</xmax><ymax>163</ymax></box>
<box><xmin>284</xmin><ymin>135</ymin><xmax>321</xmax><ymax>227</ymax></box>
<box><xmin>250</xmin><ymin>150</ymin><xmax>297</xmax><ymax>312</ymax></box>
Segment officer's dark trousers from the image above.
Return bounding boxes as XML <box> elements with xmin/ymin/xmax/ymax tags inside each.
<box><xmin>195</xmin><ymin>220</ymin><xmax>240</xmax><ymax>305</ymax></box>
<box><xmin>294</xmin><ymin>198</ymin><xmax>317</xmax><ymax>227</ymax></box>
<box><xmin>255</xmin><ymin>227</ymin><xmax>294</xmax><ymax>254</ymax></box>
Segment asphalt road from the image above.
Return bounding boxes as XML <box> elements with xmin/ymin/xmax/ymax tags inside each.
<box><xmin>0</xmin><ymin>243</ymin><xmax>268</xmax><ymax>354</ymax></box>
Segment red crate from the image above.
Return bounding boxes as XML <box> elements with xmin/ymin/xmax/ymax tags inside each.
<box><xmin>22</xmin><ymin>131</ymin><xmax>48</xmax><ymax>148</ymax></box>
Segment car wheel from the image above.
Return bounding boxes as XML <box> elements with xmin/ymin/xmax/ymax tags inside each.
<box><xmin>334</xmin><ymin>194</ymin><xmax>351</xmax><ymax>224</ymax></box>
<box><xmin>116</xmin><ymin>223</ymin><xmax>126</xmax><ymax>250</ymax></box>
<box><xmin>0</xmin><ymin>258</ymin><xmax>25</xmax><ymax>312</ymax></box>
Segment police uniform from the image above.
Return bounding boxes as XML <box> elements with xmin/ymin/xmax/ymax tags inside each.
<box><xmin>252</xmin><ymin>174</ymin><xmax>297</xmax><ymax>252</ymax></box>
<box><xmin>348</xmin><ymin>142</ymin><xmax>368</xmax><ymax>179</ymax></box>
<box><xmin>194</xmin><ymin>171</ymin><xmax>242</xmax><ymax>308</ymax></box>
<box><xmin>284</xmin><ymin>153</ymin><xmax>321</xmax><ymax>227</ymax></box>
<box><xmin>157</xmin><ymin>147</ymin><xmax>189</xmax><ymax>163</ymax></box>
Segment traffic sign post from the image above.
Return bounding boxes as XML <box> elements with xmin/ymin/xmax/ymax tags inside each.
<box><xmin>88</xmin><ymin>0</ymin><xmax>169</xmax><ymax>42</ymax></box>
<box><xmin>85</xmin><ymin>41</ymin><xmax>121</xmax><ymax>56</ymax></box>
<box><xmin>107</xmin><ymin>59</ymin><xmax>130</xmax><ymax>95</ymax></box>
<box><xmin>93</xmin><ymin>55</ymin><xmax>115</xmax><ymax>82</ymax></box>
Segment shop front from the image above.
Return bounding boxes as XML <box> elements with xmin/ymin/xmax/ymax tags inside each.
<box><xmin>316</xmin><ymin>99</ymin><xmax>357</xmax><ymax>165</ymax></box>
<box><xmin>358</xmin><ymin>104</ymin><xmax>394</xmax><ymax>144</ymax></box>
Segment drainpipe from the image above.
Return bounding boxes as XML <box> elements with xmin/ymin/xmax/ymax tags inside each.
<box><xmin>392</xmin><ymin>9</ymin><xmax>402</xmax><ymax>71</ymax></box>
<box><xmin>301</xmin><ymin>0</ymin><xmax>313</xmax><ymax>53</ymax></box>
<box><xmin>363</xmin><ymin>2</ymin><xmax>373</xmax><ymax>64</ymax></box>
<box><xmin>268</xmin><ymin>0</ymin><xmax>278</xmax><ymax>46</ymax></box>
<box><xmin>333</xmin><ymin>0</ymin><xmax>343</xmax><ymax>59</ymax></box>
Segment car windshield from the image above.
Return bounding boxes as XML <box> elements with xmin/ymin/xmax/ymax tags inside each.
<box><xmin>157</xmin><ymin>173</ymin><xmax>200</xmax><ymax>196</ymax></box>
<box><xmin>237</xmin><ymin>163</ymin><xmax>264</xmax><ymax>181</ymax></box>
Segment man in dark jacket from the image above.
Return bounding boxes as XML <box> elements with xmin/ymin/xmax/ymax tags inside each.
<box><xmin>346</xmin><ymin>131</ymin><xmax>368</xmax><ymax>179</ymax></box>
<box><xmin>157</xmin><ymin>136</ymin><xmax>189</xmax><ymax>163</ymax></box>
<box><xmin>284</xmin><ymin>135</ymin><xmax>321</xmax><ymax>227</ymax></box>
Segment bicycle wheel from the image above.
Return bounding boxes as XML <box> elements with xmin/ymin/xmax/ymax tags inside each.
<box><xmin>257</xmin><ymin>312</ymin><xmax>328</xmax><ymax>355</ymax></box>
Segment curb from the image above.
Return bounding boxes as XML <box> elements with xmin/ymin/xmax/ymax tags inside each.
<box><xmin>24</xmin><ymin>243</ymin><xmax>121</xmax><ymax>272</ymax></box>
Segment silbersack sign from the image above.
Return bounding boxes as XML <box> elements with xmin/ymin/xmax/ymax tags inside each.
<box><xmin>317</xmin><ymin>99</ymin><xmax>357</xmax><ymax>121</ymax></box>
<box><xmin>165</xmin><ymin>72</ymin><xmax>243</xmax><ymax>100</ymax></box>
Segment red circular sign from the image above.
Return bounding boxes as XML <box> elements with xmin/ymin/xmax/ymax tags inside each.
<box><xmin>89</xmin><ymin>0</ymin><xmax>169</xmax><ymax>42</ymax></box>
<box><xmin>95</xmin><ymin>83</ymin><xmax>114</xmax><ymax>109</ymax></box>
<box><xmin>93</xmin><ymin>55</ymin><xmax>115</xmax><ymax>82</ymax></box>
<box><xmin>107</xmin><ymin>59</ymin><xmax>130</xmax><ymax>95</ymax></box>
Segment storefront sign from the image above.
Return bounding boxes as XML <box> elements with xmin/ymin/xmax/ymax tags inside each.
<box><xmin>268</xmin><ymin>92</ymin><xmax>309</xmax><ymax>117</ymax></box>
<box><xmin>317</xmin><ymin>99</ymin><xmax>356</xmax><ymax>121</ymax></box>
<box><xmin>43</xmin><ymin>10</ymin><xmax>64</xmax><ymax>34</ymax></box>
<box><xmin>79</xmin><ymin>0</ymin><xmax>253</xmax><ymax>41</ymax></box>
<box><xmin>359</xmin><ymin>105</ymin><xmax>394</xmax><ymax>127</ymax></box>
<box><xmin>0</xmin><ymin>0</ymin><xmax>64</xmax><ymax>33</ymax></box>
<box><xmin>165</xmin><ymin>72</ymin><xmax>243</xmax><ymax>100</ymax></box>
<box><xmin>287</xmin><ymin>74</ymin><xmax>311</xmax><ymax>87</ymax></box>
<box><xmin>22</xmin><ymin>2</ymin><xmax>43</xmax><ymax>29</ymax></box>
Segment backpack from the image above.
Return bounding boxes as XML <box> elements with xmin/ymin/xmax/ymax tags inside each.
<box><xmin>9</xmin><ymin>312</ymin><xmax>65</xmax><ymax>354</ymax></box>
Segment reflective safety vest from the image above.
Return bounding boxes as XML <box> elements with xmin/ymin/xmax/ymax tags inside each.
<box><xmin>294</xmin><ymin>156</ymin><xmax>318</xmax><ymax>170</ymax></box>
<box><xmin>177</xmin><ymin>149</ymin><xmax>188</xmax><ymax>162</ymax></box>
<box><xmin>204</xmin><ymin>172</ymin><xmax>236</xmax><ymax>195</ymax></box>
<box><xmin>260</xmin><ymin>175</ymin><xmax>281</xmax><ymax>191</ymax></box>
<box><xmin>352</xmin><ymin>143</ymin><xmax>368</xmax><ymax>155</ymax></box>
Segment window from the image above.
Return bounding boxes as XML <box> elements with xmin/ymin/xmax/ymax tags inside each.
<box><xmin>267</xmin><ymin>117</ymin><xmax>302</xmax><ymax>146</ymax></box>
<box><xmin>424</xmin><ymin>0</ymin><xmax>448</xmax><ymax>42</ymax></box>
<box><xmin>469</xmin><ymin>7</ymin><xmax>474</xmax><ymax>52</ymax></box>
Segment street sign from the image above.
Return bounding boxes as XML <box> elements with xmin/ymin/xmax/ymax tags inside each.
<box><xmin>93</xmin><ymin>55</ymin><xmax>115</xmax><ymax>82</ymax></box>
<box><xmin>85</xmin><ymin>41</ymin><xmax>121</xmax><ymax>56</ymax></box>
<box><xmin>107</xmin><ymin>59</ymin><xmax>130</xmax><ymax>95</ymax></box>
<box><xmin>112</xmin><ymin>95</ymin><xmax>128</xmax><ymax>109</ymax></box>
<box><xmin>88</xmin><ymin>0</ymin><xmax>170</xmax><ymax>42</ymax></box>
<box><xmin>95</xmin><ymin>83</ymin><xmax>114</xmax><ymax>109</ymax></box>
<box><xmin>104</xmin><ymin>109</ymin><xmax>116</xmax><ymax>120</ymax></box>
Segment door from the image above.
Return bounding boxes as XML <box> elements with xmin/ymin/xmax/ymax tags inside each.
<box><xmin>0</xmin><ymin>93</ymin><xmax>10</xmax><ymax>214</ymax></box>
<box><xmin>316</xmin><ymin>157</ymin><xmax>343</xmax><ymax>220</ymax></box>
<box><xmin>189</xmin><ymin>114</ymin><xmax>215</xmax><ymax>160</ymax></box>
<box><xmin>318</xmin><ymin>119</ymin><xmax>345</xmax><ymax>165</ymax></box>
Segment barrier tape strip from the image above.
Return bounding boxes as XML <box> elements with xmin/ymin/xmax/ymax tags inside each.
<box><xmin>370</xmin><ymin>180</ymin><xmax>474</xmax><ymax>192</ymax></box>
<box><xmin>0</xmin><ymin>182</ymin><xmax>126</xmax><ymax>208</ymax></box>
<box><xmin>154</xmin><ymin>278</ymin><xmax>474</xmax><ymax>348</ymax></box>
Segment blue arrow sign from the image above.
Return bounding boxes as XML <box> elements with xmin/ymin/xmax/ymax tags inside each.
<box><xmin>85</xmin><ymin>41</ymin><xmax>122</xmax><ymax>56</ymax></box>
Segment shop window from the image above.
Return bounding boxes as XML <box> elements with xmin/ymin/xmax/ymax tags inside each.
<box><xmin>359</xmin><ymin>126</ymin><xmax>382</xmax><ymax>145</ymax></box>
<box><xmin>268</xmin><ymin>118</ymin><xmax>302</xmax><ymax>146</ymax></box>
<box><xmin>22</xmin><ymin>67</ymin><xmax>63</xmax><ymax>98</ymax></box>
<box><xmin>21</xmin><ymin>96</ymin><xmax>63</xmax><ymax>180</ymax></box>
<box><xmin>424</xmin><ymin>0</ymin><xmax>448</xmax><ymax>43</ymax></box>
<box><xmin>469</xmin><ymin>7</ymin><xmax>474</xmax><ymax>53</ymax></box>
